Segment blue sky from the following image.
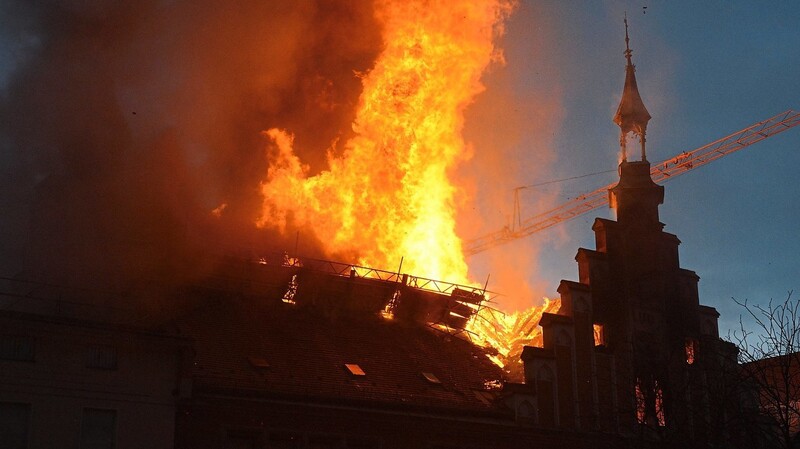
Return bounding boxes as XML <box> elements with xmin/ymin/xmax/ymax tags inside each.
<box><xmin>466</xmin><ymin>1</ymin><xmax>800</xmax><ymax>335</ymax></box>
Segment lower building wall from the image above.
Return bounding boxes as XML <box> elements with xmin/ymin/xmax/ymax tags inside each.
<box><xmin>176</xmin><ymin>395</ymin><xmax>627</xmax><ymax>449</ymax></box>
<box><xmin>0</xmin><ymin>393</ymin><xmax>175</xmax><ymax>449</ymax></box>
<box><xmin>0</xmin><ymin>313</ymin><xmax>184</xmax><ymax>449</ymax></box>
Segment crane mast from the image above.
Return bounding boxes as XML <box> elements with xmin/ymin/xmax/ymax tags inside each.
<box><xmin>464</xmin><ymin>109</ymin><xmax>800</xmax><ymax>256</ymax></box>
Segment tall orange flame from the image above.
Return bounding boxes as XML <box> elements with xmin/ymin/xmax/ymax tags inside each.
<box><xmin>257</xmin><ymin>0</ymin><xmax>513</xmax><ymax>284</ymax></box>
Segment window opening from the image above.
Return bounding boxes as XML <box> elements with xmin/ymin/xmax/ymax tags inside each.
<box><xmin>87</xmin><ymin>345</ymin><xmax>118</xmax><ymax>370</ymax></box>
<box><xmin>80</xmin><ymin>408</ymin><xmax>116</xmax><ymax>449</ymax></box>
<box><xmin>685</xmin><ymin>338</ymin><xmax>698</xmax><ymax>365</ymax></box>
<box><xmin>634</xmin><ymin>378</ymin><xmax>647</xmax><ymax>424</ymax></box>
<box><xmin>0</xmin><ymin>336</ymin><xmax>34</xmax><ymax>362</ymax></box>
<box><xmin>0</xmin><ymin>402</ymin><xmax>30</xmax><ymax>449</ymax></box>
<box><xmin>654</xmin><ymin>380</ymin><xmax>666</xmax><ymax>427</ymax></box>
<box><xmin>593</xmin><ymin>324</ymin><xmax>605</xmax><ymax>346</ymax></box>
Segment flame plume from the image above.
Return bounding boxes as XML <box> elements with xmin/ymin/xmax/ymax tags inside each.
<box><xmin>258</xmin><ymin>0</ymin><xmax>512</xmax><ymax>283</ymax></box>
<box><xmin>468</xmin><ymin>297</ymin><xmax>560</xmax><ymax>376</ymax></box>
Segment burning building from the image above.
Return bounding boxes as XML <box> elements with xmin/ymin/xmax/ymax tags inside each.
<box><xmin>166</xmin><ymin>253</ymin><xmax>623</xmax><ymax>449</ymax></box>
<box><xmin>167</xmin><ymin>19</ymin><xmax>745</xmax><ymax>449</ymax></box>
<box><xmin>0</xmin><ymin>4</ymin><xmax>758</xmax><ymax>449</ymax></box>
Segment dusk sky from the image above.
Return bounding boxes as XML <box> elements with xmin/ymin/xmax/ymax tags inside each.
<box><xmin>466</xmin><ymin>1</ymin><xmax>800</xmax><ymax>335</ymax></box>
<box><xmin>0</xmin><ymin>1</ymin><xmax>797</xmax><ymax>338</ymax></box>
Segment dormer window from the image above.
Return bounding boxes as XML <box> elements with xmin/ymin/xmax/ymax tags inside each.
<box><xmin>344</xmin><ymin>363</ymin><xmax>366</xmax><ymax>376</ymax></box>
<box><xmin>421</xmin><ymin>372</ymin><xmax>441</xmax><ymax>384</ymax></box>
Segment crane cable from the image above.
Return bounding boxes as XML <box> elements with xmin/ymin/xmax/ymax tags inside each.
<box><xmin>517</xmin><ymin>168</ymin><xmax>617</xmax><ymax>190</ymax></box>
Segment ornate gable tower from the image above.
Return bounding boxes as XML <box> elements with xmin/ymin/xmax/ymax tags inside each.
<box><xmin>519</xmin><ymin>17</ymin><xmax>740</xmax><ymax>447</ymax></box>
<box><xmin>597</xmin><ymin>16</ymin><xmax>701</xmax><ymax>435</ymax></box>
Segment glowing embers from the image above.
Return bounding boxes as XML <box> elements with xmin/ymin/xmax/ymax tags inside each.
<box><xmin>380</xmin><ymin>288</ymin><xmax>402</xmax><ymax>320</ymax></box>
<box><xmin>379</xmin><ymin>308</ymin><xmax>395</xmax><ymax>321</ymax></box>
<box><xmin>344</xmin><ymin>363</ymin><xmax>366</xmax><ymax>377</ymax></box>
<box><xmin>483</xmin><ymin>379</ymin><xmax>503</xmax><ymax>390</ymax></box>
<box><xmin>685</xmin><ymin>338</ymin><xmax>698</xmax><ymax>365</ymax></box>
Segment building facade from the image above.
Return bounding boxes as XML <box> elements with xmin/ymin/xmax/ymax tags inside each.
<box><xmin>517</xmin><ymin>20</ymin><xmax>743</xmax><ymax>448</ymax></box>
<box><xmin>0</xmin><ymin>308</ymin><xmax>188</xmax><ymax>449</ymax></box>
<box><xmin>0</xmin><ymin>21</ymin><xmax>753</xmax><ymax>449</ymax></box>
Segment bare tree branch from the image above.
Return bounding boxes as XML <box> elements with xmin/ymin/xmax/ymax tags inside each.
<box><xmin>728</xmin><ymin>291</ymin><xmax>800</xmax><ymax>449</ymax></box>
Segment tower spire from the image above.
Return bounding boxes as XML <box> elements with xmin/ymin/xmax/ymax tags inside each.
<box><xmin>614</xmin><ymin>14</ymin><xmax>651</xmax><ymax>162</ymax></box>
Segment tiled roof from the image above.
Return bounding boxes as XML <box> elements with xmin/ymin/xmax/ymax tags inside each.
<box><xmin>174</xmin><ymin>297</ymin><xmax>507</xmax><ymax>413</ymax></box>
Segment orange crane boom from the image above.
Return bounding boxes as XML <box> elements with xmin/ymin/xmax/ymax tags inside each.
<box><xmin>464</xmin><ymin>109</ymin><xmax>800</xmax><ymax>256</ymax></box>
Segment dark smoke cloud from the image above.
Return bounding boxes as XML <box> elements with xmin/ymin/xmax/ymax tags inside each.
<box><xmin>0</xmin><ymin>0</ymin><xmax>382</xmax><ymax>305</ymax></box>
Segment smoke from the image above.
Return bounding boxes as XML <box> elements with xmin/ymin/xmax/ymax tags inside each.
<box><xmin>457</xmin><ymin>1</ymin><xmax>564</xmax><ymax>310</ymax></box>
<box><xmin>0</xmin><ymin>0</ymin><xmax>569</xmax><ymax>316</ymax></box>
<box><xmin>0</xmin><ymin>0</ymin><xmax>382</xmax><ymax>302</ymax></box>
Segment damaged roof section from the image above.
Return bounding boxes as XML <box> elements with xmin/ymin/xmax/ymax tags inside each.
<box><xmin>174</xmin><ymin>295</ymin><xmax>506</xmax><ymax>413</ymax></box>
<box><xmin>208</xmin><ymin>254</ymin><xmax>496</xmax><ymax>338</ymax></box>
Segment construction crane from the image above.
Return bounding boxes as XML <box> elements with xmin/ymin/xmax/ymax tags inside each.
<box><xmin>464</xmin><ymin>109</ymin><xmax>800</xmax><ymax>256</ymax></box>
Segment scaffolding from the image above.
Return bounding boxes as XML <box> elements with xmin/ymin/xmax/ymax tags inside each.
<box><xmin>256</xmin><ymin>253</ymin><xmax>500</xmax><ymax>337</ymax></box>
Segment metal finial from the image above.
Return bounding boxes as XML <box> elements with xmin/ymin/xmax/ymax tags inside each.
<box><xmin>614</xmin><ymin>13</ymin><xmax>651</xmax><ymax>163</ymax></box>
<box><xmin>624</xmin><ymin>13</ymin><xmax>632</xmax><ymax>60</ymax></box>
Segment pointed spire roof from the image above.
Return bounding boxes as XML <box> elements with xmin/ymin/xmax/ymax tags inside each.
<box><xmin>613</xmin><ymin>15</ymin><xmax>651</xmax><ymax>161</ymax></box>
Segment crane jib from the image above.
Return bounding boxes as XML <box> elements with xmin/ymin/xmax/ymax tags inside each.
<box><xmin>464</xmin><ymin>109</ymin><xmax>800</xmax><ymax>257</ymax></box>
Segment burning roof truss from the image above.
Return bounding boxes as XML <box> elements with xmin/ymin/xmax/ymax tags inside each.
<box><xmin>249</xmin><ymin>253</ymin><xmax>499</xmax><ymax>336</ymax></box>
